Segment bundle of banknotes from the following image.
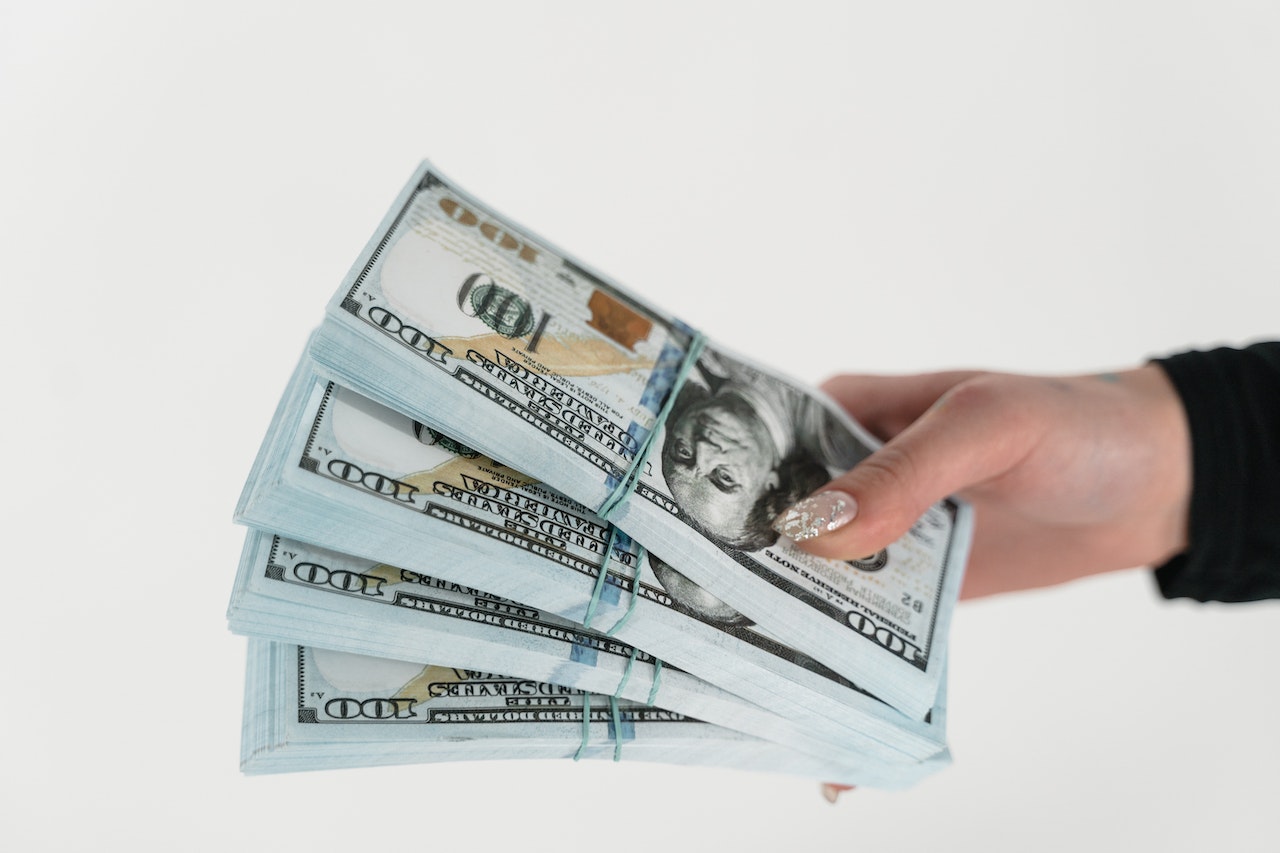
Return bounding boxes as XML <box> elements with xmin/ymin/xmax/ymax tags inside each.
<box><xmin>231</xmin><ymin>163</ymin><xmax>973</xmax><ymax>788</ymax></box>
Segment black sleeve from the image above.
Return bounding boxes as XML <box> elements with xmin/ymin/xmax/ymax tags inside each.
<box><xmin>1151</xmin><ymin>341</ymin><xmax>1280</xmax><ymax>602</ymax></box>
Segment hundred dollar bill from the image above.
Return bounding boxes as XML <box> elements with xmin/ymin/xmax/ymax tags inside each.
<box><xmin>309</xmin><ymin>163</ymin><xmax>971</xmax><ymax>718</ymax></box>
<box><xmin>229</xmin><ymin>528</ymin><xmax>930</xmax><ymax>771</ymax></box>
<box><xmin>241</xmin><ymin>639</ymin><xmax>945</xmax><ymax>787</ymax></box>
<box><xmin>235</xmin><ymin>353</ymin><xmax>948</xmax><ymax>760</ymax></box>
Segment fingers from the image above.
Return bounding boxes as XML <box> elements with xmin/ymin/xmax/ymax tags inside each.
<box><xmin>820</xmin><ymin>371</ymin><xmax>984</xmax><ymax>441</ymax></box>
<box><xmin>777</xmin><ymin>375</ymin><xmax>1042</xmax><ymax>561</ymax></box>
<box><xmin>820</xmin><ymin>782</ymin><xmax>854</xmax><ymax>803</ymax></box>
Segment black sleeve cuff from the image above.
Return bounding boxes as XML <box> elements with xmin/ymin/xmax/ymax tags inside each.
<box><xmin>1151</xmin><ymin>342</ymin><xmax>1280</xmax><ymax>602</ymax></box>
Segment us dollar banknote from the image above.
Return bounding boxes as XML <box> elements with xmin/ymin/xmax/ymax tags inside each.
<box><xmin>241</xmin><ymin>639</ymin><xmax>945</xmax><ymax>788</ymax></box>
<box><xmin>236</xmin><ymin>355</ymin><xmax>947</xmax><ymax>760</ymax></box>
<box><xmin>229</xmin><ymin>529</ymin><xmax>936</xmax><ymax>770</ymax></box>
<box><xmin>309</xmin><ymin>163</ymin><xmax>971</xmax><ymax>718</ymax></box>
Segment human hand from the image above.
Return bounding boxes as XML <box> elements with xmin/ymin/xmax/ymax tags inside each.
<box><xmin>772</xmin><ymin>367</ymin><xmax>1191</xmax><ymax>598</ymax></box>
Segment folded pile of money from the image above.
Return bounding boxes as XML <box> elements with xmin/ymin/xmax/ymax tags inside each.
<box><xmin>231</xmin><ymin>163</ymin><xmax>973</xmax><ymax>787</ymax></box>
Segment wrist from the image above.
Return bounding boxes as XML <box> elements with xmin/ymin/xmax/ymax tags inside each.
<box><xmin>1128</xmin><ymin>364</ymin><xmax>1192</xmax><ymax>565</ymax></box>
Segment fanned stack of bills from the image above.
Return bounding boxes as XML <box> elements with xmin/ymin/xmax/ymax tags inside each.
<box><xmin>231</xmin><ymin>162</ymin><xmax>973</xmax><ymax>787</ymax></box>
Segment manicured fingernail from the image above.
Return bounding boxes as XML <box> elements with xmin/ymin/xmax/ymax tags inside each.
<box><xmin>820</xmin><ymin>783</ymin><xmax>851</xmax><ymax>803</ymax></box>
<box><xmin>773</xmin><ymin>491</ymin><xmax>857</xmax><ymax>542</ymax></box>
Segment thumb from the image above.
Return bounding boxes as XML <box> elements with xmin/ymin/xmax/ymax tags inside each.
<box><xmin>774</xmin><ymin>376</ymin><xmax>1035</xmax><ymax>561</ymax></box>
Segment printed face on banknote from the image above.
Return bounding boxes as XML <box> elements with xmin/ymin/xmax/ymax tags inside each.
<box><xmin>656</xmin><ymin>349</ymin><xmax>854</xmax><ymax>553</ymax></box>
<box><xmin>647</xmin><ymin>553</ymin><xmax>753</xmax><ymax>627</ymax></box>
<box><xmin>661</xmin><ymin>383</ymin><xmax>780</xmax><ymax>545</ymax></box>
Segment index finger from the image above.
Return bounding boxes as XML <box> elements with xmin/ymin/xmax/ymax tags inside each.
<box><xmin>820</xmin><ymin>371</ymin><xmax>985</xmax><ymax>441</ymax></box>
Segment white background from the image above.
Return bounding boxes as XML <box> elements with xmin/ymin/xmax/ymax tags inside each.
<box><xmin>4</xmin><ymin>2</ymin><xmax>1278</xmax><ymax>850</ymax></box>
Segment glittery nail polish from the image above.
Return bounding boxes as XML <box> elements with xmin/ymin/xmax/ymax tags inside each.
<box><xmin>772</xmin><ymin>491</ymin><xmax>857</xmax><ymax>542</ymax></box>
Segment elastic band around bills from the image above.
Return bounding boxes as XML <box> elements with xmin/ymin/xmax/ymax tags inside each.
<box><xmin>572</xmin><ymin>693</ymin><xmax>626</xmax><ymax>763</ymax></box>
<box><xmin>646</xmin><ymin>660</ymin><xmax>663</xmax><ymax>707</ymax></box>
<box><xmin>598</xmin><ymin>333</ymin><xmax>707</xmax><ymax>520</ymax></box>
<box><xmin>573</xmin><ymin>694</ymin><xmax>592</xmax><ymax>762</ymax></box>
<box><xmin>604</xmin><ymin>544</ymin><xmax>645</xmax><ymax>636</ymax></box>
<box><xmin>614</xmin><ymin>647</ymin><xmax>640</xmax><ymax>699</ymax></box>
<box><xmin>608</xmin><ymin>697</ymin><xmax>625</xmax><ymax>762</ymax></box>
<box><xmin>581</xmin><ymin>526</ymin><xmax>624</xmax><ymax>629</ymax></box>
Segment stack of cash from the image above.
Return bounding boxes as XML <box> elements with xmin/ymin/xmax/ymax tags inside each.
<box><xmin>231</xmin><ymin>163</ymin><xmax>973</xmax><ymax>788</ymax></box>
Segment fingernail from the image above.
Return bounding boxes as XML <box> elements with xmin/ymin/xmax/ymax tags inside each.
<box><xmin>773</xmin><ymin>491</ymin><xmax>857</xmax><ymax>542</ymax></box>
<box><xmin>820</xmin><ymin>783</ymin><xmax>851</xmax><ymax>803</ymax></box>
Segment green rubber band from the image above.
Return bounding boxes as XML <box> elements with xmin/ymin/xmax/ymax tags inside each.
<box><xmin>614</xmin><ymin>646</ymin><xmax>640</xmax><ymax>698</ymax></box>
<box><xmin>646</xmin><ymin>659</ymin><xmax>663</xmax><ymax>707</ymax></box>
<box><xmin>582</xmin><ymin>526</ymin><xmax>622</xmax><ymax>629</ymax></box>
<box><xmin>598</xmin><ymin>333</ymin><xmax>707</xmax><ymax>520</ymax></box>
<box><xmin>573</xmin><ymin>693</ymin><xmax>592</xmax><ymax>761</ymax></box>
<box><xmin>608</xmin><ymin>696</ymin><xmax>623</xmax><ymax>762</ymax></box>
<box><xmin>604</xmin><ymin>545</ymin><xmax>646</xmax><ymax>637</ymax></box>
